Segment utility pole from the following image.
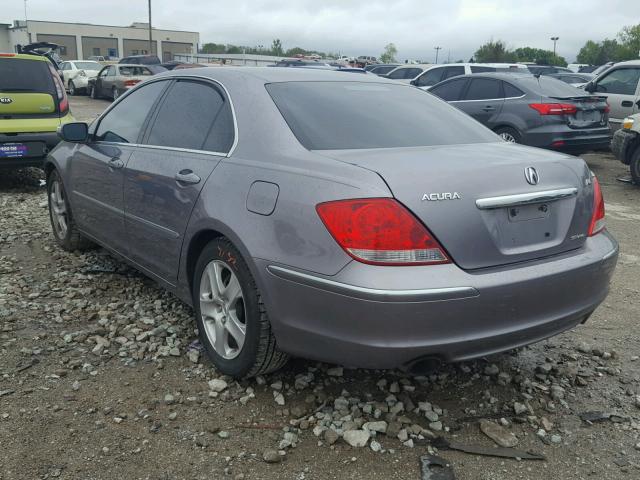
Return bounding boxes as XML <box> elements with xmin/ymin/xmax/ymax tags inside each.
<box><xmin>148</xmin><ymin>0</ymin><xmax>153</xmax><ymax>56</ymax></box>
<box><xmin>434</xmin><ymin>46</ymin><xmax>442</xmax><ymax>64</ymax></box>
<box><xmin>550</xmin><ymin>36</ymin><xmax>559</xmax><ymax>61</ymax></box>
<box><xmin>24</xmin><ymin>0</ymin><xmax>30</xmax><ymax>43</ymax></box>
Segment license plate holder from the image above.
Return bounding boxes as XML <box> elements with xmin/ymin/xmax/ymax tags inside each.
<box><xmin>507</xmin><ymin>203</ymin><xmax>550</xmax><ymax>222</ymax></box>
<box><xmin>0</xmin><ymin>142</ymin><xmax>46</xmax><ymax>159</ymax></box>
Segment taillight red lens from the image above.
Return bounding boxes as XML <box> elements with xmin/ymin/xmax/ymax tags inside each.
<box><xmin>124</xmin><ymin>79</ymin><xmax>141</xmax><ymax>87</ymax></box>
<box><xmin>316</xmin><ymin>198</ymin><xmax>450</xmax><ymax>266</ymax></box>
<box><xmin>588</xmin><ymin>176</ymin><xmax>605</xmax><ymax>236</ymax></box>
<box><xmin>47</xmin><ymin>63</ymin><xmax>69</xmax><ymax>114</ymax></box>
<box><xmin>529</xmin><ymin>103</ymin><xmax>577</xmax><ymax>115</ymax></box>
<box><xmin>604</xmin><ymin>101</ymin><xmax>610</xmax><ymax>114</ymax></box>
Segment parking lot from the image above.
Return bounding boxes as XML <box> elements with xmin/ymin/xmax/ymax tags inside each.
<box><xmin>1</xmin><ymin>96</ymin><xmax>640</xmax><ymax>480</ymax></box>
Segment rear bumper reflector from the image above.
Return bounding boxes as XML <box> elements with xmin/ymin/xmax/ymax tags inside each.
<box><xmin>475</xmin><ymin>187</ymin><xmax>578</xmax><ymax>210</ymax></box>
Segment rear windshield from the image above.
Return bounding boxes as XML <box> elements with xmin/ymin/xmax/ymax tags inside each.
<box><xmin>516</xmin><ymin>76</ymin><xmax>587</xmax><ymax>97</ymax></box>
<box><xmin>74</xmin><ymin>61</ymin><xmax>101</xmax><ymax>70</ymax></box>
<box><xmin>0</xmin><ymin>58</ymin><xmax>55</xmax><ymax>94</ymax></box>
<box><xmin>266</xmin><ymin>81</ymin><xmax>497</xmax><ymax>150</ymax></box>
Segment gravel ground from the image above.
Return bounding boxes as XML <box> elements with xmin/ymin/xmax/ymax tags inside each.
<box><xmin>1</xmin><ymin>97</ymin><xmax>640</xmax><ymax>480</ymax></box>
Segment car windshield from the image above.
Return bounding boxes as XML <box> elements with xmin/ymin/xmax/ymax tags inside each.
<box><xmin>74</xmin><ymin>61</ymin><xmax>101</xmax><ymax>70</ymax></box>
<box><xmin>0</xmin><ymin>58</ymin><xmax>55</xmax><ymax>94</ymax></box>
<box><xmin>266</xmin><ymin>81</ymin><xmax>497</xmax><ymax>150</ymax></box>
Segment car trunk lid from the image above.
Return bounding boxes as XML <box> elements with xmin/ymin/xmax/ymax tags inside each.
<box><xmin>0</xmin><ymin>92</ymin><xmax>56</xmax><ymax>116</ymax></box>
<box><xmin>548</xmin><ymin>95</ymin><xmax>609</xmax><ymax>129</ymax></box>
<box><xmin>317</xmin><ymin>142</ymin><xmax>594</xmax><ymax>270</ymax></box>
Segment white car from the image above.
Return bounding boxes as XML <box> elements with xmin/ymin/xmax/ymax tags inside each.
<box><xmin>59</xmin><ymin>60</ymin><xmax>103</xmax><ymax>96</ymax></box>
<box><xmin>408</xmin><ymin>63</ymin><xmax>529</xmax><ymax>89</ymax></box>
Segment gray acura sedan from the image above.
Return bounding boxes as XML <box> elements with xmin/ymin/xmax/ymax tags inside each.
<box><xmin>45</xmin><ymin>68</ymin><xmax>618</xmax><ymax>378</ymax></box>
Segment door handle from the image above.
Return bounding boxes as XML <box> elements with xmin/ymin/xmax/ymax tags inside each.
<box><xmin>174</xmin><ymin>169</ymin><xmax>201</xmax><ymax>185</ymax></box>
<box><xmin>622</xmin><ymin>100</ymin><xmax>633</xmax><ymax>107</ymax></box>
<box><xmin>108</xmin><ymin>157</ymin><xmax>124</xmax><ymax>169</ymax></box>
<box><xmin>482</xmin><ymin>105</ymin><xmax>496</xmax><ymax>112</ymax></box>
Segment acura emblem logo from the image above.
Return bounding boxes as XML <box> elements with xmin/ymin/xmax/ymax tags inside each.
<box><xmin>0</xmin><ymin>97</ymin><xmax>13</xmax><ymax>104</ymax></box>
<box><xmin>524</xmin><ymin>166</ymin><xmax>539</xmax><ymax>185</ymax></box>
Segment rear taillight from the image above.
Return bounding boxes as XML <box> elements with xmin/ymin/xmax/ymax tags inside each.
<box><xmin>47</xmin><ymin>63</ymin><xmax>68</xmax><ymax>114</ymax></box>
<box><xmin>124</xmin><ymin>79</ymin><xmax>141</xmax><ymax>87</ymax></box>
<box><xmin>0</xmin><ymin>53</ymin><xmax>16</xmax><ymax>57</ymax></box>
<box><xmin>316</xmin><ymin>198</ymin><xmax>450</xmax><ymax>266</ymax></box>
<box><xmin>529</xmin><ymin>103</ymin><xmax>577</xmax><ymax>115</ymax></box>
<box><xmin>588</xmin><ymin>176</ymin><xmax>605</xmax><ymax>236</ymax></box>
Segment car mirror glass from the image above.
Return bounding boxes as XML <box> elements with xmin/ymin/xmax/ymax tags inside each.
<box><xmin>58</xmin><ymin>122</ymin><xmax>89</xmax><ymax>143</ymax></box>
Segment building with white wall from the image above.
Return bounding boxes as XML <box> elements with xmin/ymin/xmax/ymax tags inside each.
<box><xmin>0</xmin><ymin>20</ymin><xmax>199</xmax><ymax>61</ymax></box>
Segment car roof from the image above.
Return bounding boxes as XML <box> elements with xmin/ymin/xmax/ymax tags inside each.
<box><xmin>156</xmin><ymin>66</ymin><xmax>397</xmax><ymax>85</ymax></box>
<box><xmin>612</xmin><ymin>59</ymin><xmax>640</xmax><ymax>67</ymax></box>
<box><xmin>449</xmin><ymin>72</ymin><xmax>533</xmax><ymax>81</ymax></box>
<box><xmin>0</xmin><ymin>53</ymin><xmax>49</xmax><ymax>62</ymax></box>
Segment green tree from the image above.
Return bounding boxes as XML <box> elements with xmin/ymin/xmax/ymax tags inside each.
<box><xmin>285</xmin><ymin>47</ymin><xmax>308</xmax><ymax>57</ymax></box>
<box><xmin>514</xmin><ymin>47</ymin><xmax>566</xmax><ymax>66</ymax></box>
<box><xmin>380</xmin><ymin>43</ymin><xmax>398</xmax><ymax>63</ymax></box>
<box><xmin>271</xmin><ymin>39</ymin><xmax>284</xmax><ymax>56</ymax></box>
<box><xmin>619</xmin><ymin>24</ymin><xmax>640</xmax><ymax>59</ymax></box>
<box><xmin>201</xmin><ymin>43</ymin><xmax>227</xmax><ymax>54</ymax></box>
<box><xmin>474</xmin><ymin>40</ymin><xmax>517</xmax><ymax>63</ymax></box>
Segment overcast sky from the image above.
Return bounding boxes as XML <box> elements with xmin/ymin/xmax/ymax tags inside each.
<box><xmin>5</xmin><ymin>0</ymin><xmax>639</xmax><ymax>61</ymax></box>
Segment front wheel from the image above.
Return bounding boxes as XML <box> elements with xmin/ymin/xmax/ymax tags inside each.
<box><xmin>193</xmin><ymin>238</ymin><xmax>288</xmax><ymax>378</ymax></box>
<box><xmin>112</xmin><ymin>87</ymin><xmax>119</xmax><ymax>101</ymax></box>
<box><xmin>630</xmin><ymin>145</ymin><xmax>640</xmax><ymax>186</ymax></box>
<box><xmin>47</xmin><ymin>169</ymin><xmax>93</xmax><ymax>252</ymax></box>
<box><xmin>89</xmin><ymin>85</ymin><xmax>97</xmax><ymax>99</ymax></box>
<box><xmin>495</xmin><ymin>126</ymin><xmax>521</xmax><ymax>144</ymax></box>
<box><xmin>68</xmin><ymin>80</ymin><xmax>77</xmax><ymax>96</ymax></box>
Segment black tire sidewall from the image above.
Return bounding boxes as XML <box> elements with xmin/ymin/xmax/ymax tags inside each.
<box><xmin>69</xmin><ymin>81</ymin><xmax>75</xmax><ymax>96</ymax></box>
<box><xmin>495</xmin><ymin>127</ymin><xmax>521</xmax><ymax>144</ymax></box>
<box><xmin>90</xmin><ymin>86</ymin><xmax>96</xmax><ymax>99</ymax></box>
<box><xmin>112</xmin><ymin>87</ymin><xmax>118</xmax><ymax>100</ymax></box>
<box><xmin>47</xmin><ymin>170</ymin><xmax>72</xmax><ymax>248</ymax></box>
<box><xmin>630</xmin><ymin>146</ymin><xmax>640</xmax><ymax>186</ymax></box>
<box><xmin>192</xmin><ymin>239</ymin><xmax>262</xmax><ymax>377</ymax></box>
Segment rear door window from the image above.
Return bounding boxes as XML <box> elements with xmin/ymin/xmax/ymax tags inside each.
<box><xmin>145</xmin><ymin>80</ymin><xmax>234</xmax><ymax>153</ymax></box>
<box><xmin>442</xmin><ymin>66</ymin><xmax>465</xmax><ymax>80</ymax></box>
<box><xmin>470</xmin><ymin>66</ymin><xmax>496</xmax><ymax>73</ymax></box>
<box><xmin>464</xmin><ymin>78</ymin><xmax>503</xmax><ymax>100</ymax></box>
<box><xmin>430</xmin><ymin>78</ymin><xmax>469</xmax><ymax>101</ymax></box>
<box><xmin>95</xmin><ymin>80</ymin><xmax>168</xmax><ymax>143</ymax></box>
<box><xmin>0</xmin><ymin>58</ymin><xmax>55</xmax><ymax>94</ymax></box>
<box><xmin>388</xmin><ymin>68</ymin><xmax>421</xmax><ymax>80</ymax></box>
<box><xmin>596</xmin><ymin>68</ymin><xmax>640</xmax><ymax>95</ymax></box>
<box><xmin>503</xmin><ymin>82</ymin><xmax>524</xmax><ymax>98</ymax></box>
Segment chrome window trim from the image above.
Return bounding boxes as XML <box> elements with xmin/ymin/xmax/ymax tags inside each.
<box><xmin>267</xmin><ymin>265</ymin><xmax>479</xmax><ymax>302</ymax></box>
<box><xmin>451</xmin><ymin>94</ymin><xmax>526</xmax><ymax>103</ymax></box>
<box><xmin>476</xmin><ymin>187</ymin><xmax>578</xmax><ymax>210</ymax></box>
<box><xmin>92</xmin><ymin>74</ymin><xmax>239</xmax><ymax>158</ymax></box>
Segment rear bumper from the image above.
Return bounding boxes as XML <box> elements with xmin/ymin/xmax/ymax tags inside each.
<box><xmin>523</xmin><ymin>125</ymin><xmax>612</xmax><ymax>153</ymax></box>
<box><xmin>611</xmin><ymin>129</ymin><xmax>638</xmax><ymax>165</ymax></box>
<box><xmin>257</xmin><ymin>231</ymin><xmax>618</xmax><ymax>369</ymax></box>
<box><xmin>0</xmin><ymin>131</ymin><xmax>60</xmax><ymax>168</ymax></box>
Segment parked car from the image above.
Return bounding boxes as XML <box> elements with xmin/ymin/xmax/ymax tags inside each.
<box><xmin>411</xmin><ymin>63</ymin><xmax>529</xmax><ymax>90</ymax></box>
<box><xmin>273</xmin><ymin>59</ymin><xmax>331</xmax><ymax>68</ymax></box>
<box><xmin>429</xmin><ymin>73</ymin><xmax>611</xmax><ymax>153</ymax></box>
<box><xmin>588</xmin><ymin>62</ymin><xmax>616</xmax><ymax>76</ymax></box>
<box><xmin>89</xmin><ymin>64</ymin><xmax>166</xmax><ymax>100</ymax></box>
<box><xmin>568</xmin><ymin>63</ymin><xmax>590</xmax><ymax>73</ymax></box>
<box><xmin>0</xmin><ymin>52</ymin><xmax>73</xmax><ymax>169</ymax></box>
<box><xmin>367</xmin><ymin>64</ymin><xmax>401</xmax><ymax>76</ymax></box>
<box><xmin>547</xmin><ymin>72</ymin><xmax>594</xmax><ymax>88</ymax></box>
<box><xmin>357</xmin><ymin>55</ymin><xmax>377</xmax><ymax>65</ymax></box>
<box><xmin>88</xmin><ymin>55</ymin><xmax>119</xmax><ymax>62</ymax></box>
<box><xmin>611</xmin><ymin>114</ymin><xmax>640</xmax><ymax>183</ymax></box>
<box><xmin>118</xmin><ymin>54</ymin><xmax>161</xmax><ymax>65</ymax></box>
<box><xmin>59</xmin><ymin>60</ymin><xmax>102</xmax><ymax>95</ymax></box>
<box><xmin>173</xmin><ymin>63</ymin><xmax>208</xmax><ymax>70</ymax></box>
<box><xmin>45</xmin><ymin>67</ymin><xmax>617</xmax><ymax>377</ymax></box>
<box><xmin>526</xmin><ymin>65</ymin><xmax>573</xmax><ymax>75</ymax></box>
<box><xmin>583</xmin><ymin>60</ymin><xmax>640</xmax><ymax>131</ymax></box>
<box><xmin>384</xmin><ymin>64</ymin><xmax>432</xmax><ymax>82</ymax></box>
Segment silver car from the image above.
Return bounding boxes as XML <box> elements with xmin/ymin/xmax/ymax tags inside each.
<box><xmin>45</xmin><ymin>68</ymin><xmax>618</xmax><ymax>378</ymax></box>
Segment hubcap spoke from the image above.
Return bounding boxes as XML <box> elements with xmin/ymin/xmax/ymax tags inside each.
<box><xmin>224</xmin><ymin>275</ymin><xmax>242</xmax><ymax>305</ymax></box>
<box><xmin>50</xmin><ymin>181</ymin><xmax>68</xmax><ymax>237</ymax></box>
<box><xmin>213</xmin><ymin>319</ymin><xmax>227</xmax><ymax>355</ymax></box>
<box><xmin>225</xmin><ymin>311</ymin><xmax>246</xmax><ymax>351</ymax></box>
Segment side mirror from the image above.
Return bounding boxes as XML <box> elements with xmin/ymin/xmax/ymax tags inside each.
<box><xmin>410</xmin><ymin>79</ymin><xmax>417</xmax><ymax>86</ymax></box>
<box><xmin>58</xmin><ymin>122</ymin><xmax>89</xmax><ymax>143</ymax></box>
<box><xmin>584</xmin><ymin>81</ymin><xmax>595</xmax><ymax>93</ymax></box>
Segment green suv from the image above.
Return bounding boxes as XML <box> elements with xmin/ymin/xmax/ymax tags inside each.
<box><xmin>0</xmin><ymin>52</ymin><xmax>74</xmax><ymax>168</ymax></box>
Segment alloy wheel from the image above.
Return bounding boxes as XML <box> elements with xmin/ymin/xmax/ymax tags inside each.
<box><xmin>500</xmin><ymin>132</ymin><xmax>517</xmax><ymax>143</ymax></box>
<box><xmin>49</xmin><ymin>178</ymin><xmax>68</xmax><ymax>238</ymax></box>
<box><xmin>199</xmin><ymin>260</ymin><xmax>246</xmax><ymax>359</ymax></box>
<box><xmin>69</xmin><ymin>81</ymin><xmax>75</xmax><ymax>96</ymax></box>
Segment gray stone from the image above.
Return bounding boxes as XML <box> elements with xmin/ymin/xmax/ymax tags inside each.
<box><xmin>263</xmin><ymin>449</ymin><xmax>281</xmax><ymax>463</ymax></box>
<box><xmin>343</xmin><ymin>429</ymin><xmax>370</xmax><ymax>447</ymax></box>
<box><xmin>479</xmin><ymin>419</ymin><xmax>518</xmax><ymax>447</ymax></box>
<box><xmin>208</xmin><ymin>379</ymin><xmax>228</xmax><ymax>393</ymax></box>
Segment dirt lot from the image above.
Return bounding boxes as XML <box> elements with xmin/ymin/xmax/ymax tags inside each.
<box><xmin>1</xmin><ymin>96</ymin><xmax>640</xmax><ymax>480</ymax></box>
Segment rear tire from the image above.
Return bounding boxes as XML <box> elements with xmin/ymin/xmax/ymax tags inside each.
<box><xmin>630</xmin><ymin>145</ymin><xmax>640</xmax><ymax>186</ymax></box>
<box><xmin>47</xmin><ymin>169</ymin><xmax>93</xmax><ymax>252</ymax></box>
<box><xmin>495</xmin><ymin>126</ymin><xmax>521</xmax><ymax>144</ymax></box>
<box><xmin>89</xmin><ymin>85</ymin><xmax>97</xmax><ymax>99</ymax></box>
<box><xmin>112</xmin><ymin>87</ymin><xmax>119</xmax><ymax>101</ymax></box>
<box><xmin>192</xmin><ymin>238</ymin><xmax>288</xmax><ymax>378</ymax></box>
